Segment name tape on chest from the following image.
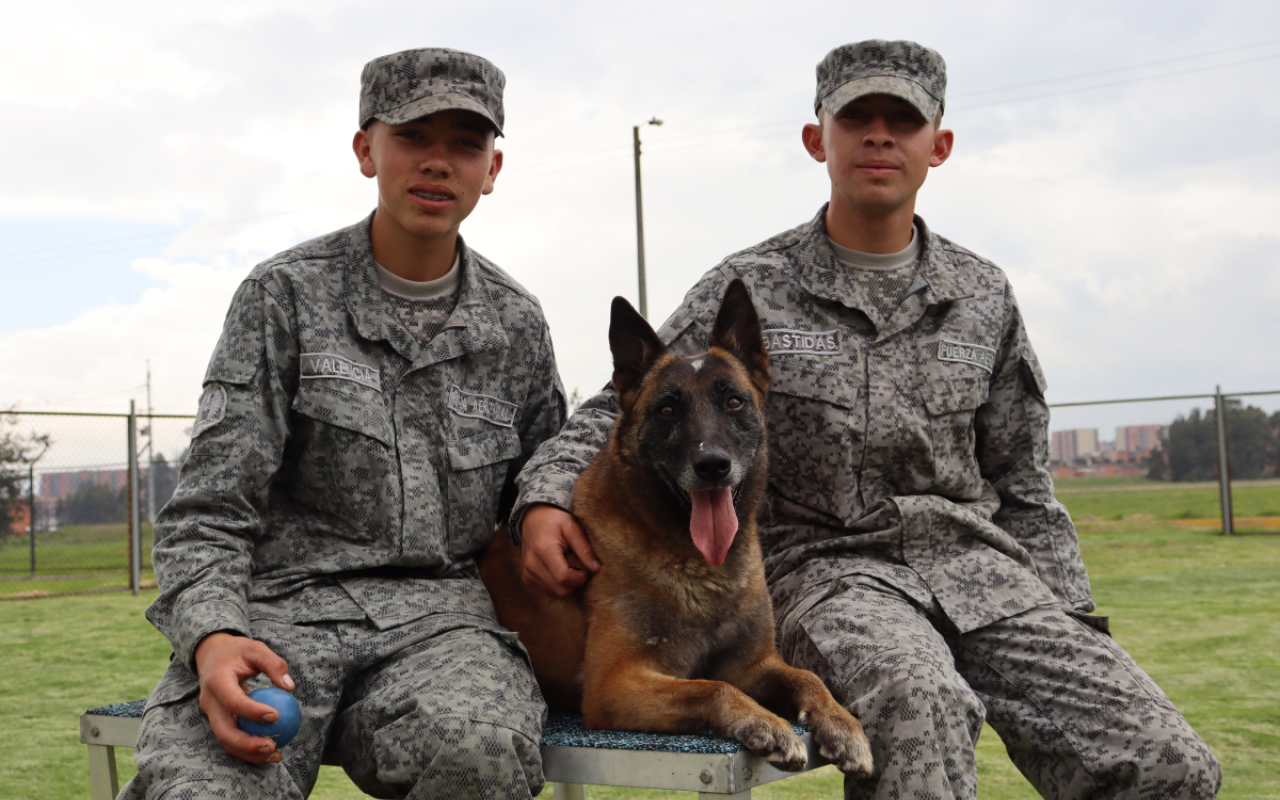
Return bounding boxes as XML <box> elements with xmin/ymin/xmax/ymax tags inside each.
<box><xmin>448</xmin><ymin>385</ymin><xmax>518</xmax><ymax>428</ymax></box>
<box><xmin>300</xmin><ymin>353</ymin><xmax>382</xmax><ymax>392</ymax></box>
<box><xmin>761</xmin><ymin>328</ymin><xmax>842</xmax><ymax>356</ymax></box>
<box><xmin>937</xmin><ymin>339</ymin><xmax>996</xmax><ymax>373</ymax></box>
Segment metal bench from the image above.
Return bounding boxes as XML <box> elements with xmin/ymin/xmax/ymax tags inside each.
<box><xmin>81</xmin><ymin>702</ymin><xmax>829</xmax><ymax>799</ymax></box>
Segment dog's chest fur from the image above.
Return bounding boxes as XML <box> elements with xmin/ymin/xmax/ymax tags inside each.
<box><xmin>589</xmin><ymin>539</ymin><xmax>771</xmax><ymax>680</ymax></box>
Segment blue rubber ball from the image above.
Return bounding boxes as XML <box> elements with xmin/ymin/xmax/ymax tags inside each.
<box><xmin>237</xmin><ymin>687</ymin><xmax>302</xmax><ymax>746</ymax></box>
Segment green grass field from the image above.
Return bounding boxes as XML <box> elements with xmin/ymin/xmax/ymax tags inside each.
<box><xmin>1</xmin><ymin>479</ymin><xmax>1277</xmax><ymax>799</ymax></box>
<box><xmin>0</xmin><ymin>524</ymin><xmax>154</xmax><ymax>599</ymax></box>
<box><xmin>1054</xmin><ymin>477</ymin><xmax>1280</xmax><ymax>526</ymax></box>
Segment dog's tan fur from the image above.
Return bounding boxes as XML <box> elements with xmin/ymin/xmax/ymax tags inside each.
<box><xmin>481</xmin><ymin>280</ymin><xmax>872</xmax><ymax>774</ymax></box>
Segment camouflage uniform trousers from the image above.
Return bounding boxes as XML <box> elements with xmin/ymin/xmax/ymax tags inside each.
<box><xmin>119</xmin><ymin>610</ymin><xmax>546</xmax><ymax>800</ymax></box>
<box><xmin>778</xmin><ymin>576</ymin><xmax>1221</xmax><ymax>800</ymax></box>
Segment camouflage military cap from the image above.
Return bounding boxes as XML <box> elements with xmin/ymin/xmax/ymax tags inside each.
<box><xmin>815</xmin><ymin>40</ymin><xmax>946</xmax><ymax>122</ymax></box>
<box><xmin>360</xmin><ymin>48</ymin><xmax>505</xmax><ymax>136</ymax></box>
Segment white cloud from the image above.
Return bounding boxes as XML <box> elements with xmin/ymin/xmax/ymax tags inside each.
<box><xmin>1</xmin><ymin>0</ymin><xmax>1278</xmax><ymax>418</ymax></box>
<box><xmin>0</xmin><ymin>257</ymin><xmax>245</xmax><ymax>413</ymax></box>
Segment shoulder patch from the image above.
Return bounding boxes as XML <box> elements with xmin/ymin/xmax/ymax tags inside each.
<box><xmin>937</xmin><ymin>339</ymin><xmax>996</xmax><ymax>373</ymax></box>
<box><xmin>192</xmin><ymin>384</ymin><xmax>228</xmax><ymax>438</ymax></box>
<box><xmin>448</xmin><ymin>385</ymin><xmax>518</xmax><ymax>428</ymax></box>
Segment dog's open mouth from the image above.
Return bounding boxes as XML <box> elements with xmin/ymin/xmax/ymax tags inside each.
<box><xmin>689</xmin><ymin>487</ymin><xmax>738</xmax><ymax>566</ymax></box>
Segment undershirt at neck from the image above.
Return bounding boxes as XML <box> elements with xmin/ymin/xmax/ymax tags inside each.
<box><xmin>375</xmin><ymin>252</ymin><xmax>461</xmax><ymax>345</ymax></box>
<box><xmin>827</xmin><ymin>224</ymin><xmax>919</xmax><ymax>271</ymax></box>
<box><xmin>828</xmin><ymin>224</ymin><xmax>922</xmax><ymax>332</ymax></box>
<box><xmin>375</xmin><ymin>251</ymin><xmax>461</xmax><ymax>300</ymax></box>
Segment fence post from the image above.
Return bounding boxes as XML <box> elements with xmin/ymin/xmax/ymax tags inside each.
<box><xmin>28</xmin><ymin>460</ymin><xmax>35</xmax><ymax>577</ymax></box>
<box><xmin>1214</xmin><ymin>386</ymin><xmax>1234</xmax><ymax>536</ymax></box>
<box><xmin>128</xmin><ymin>401</ymin><xmax>142</xmax><ymax>595</ymax></box>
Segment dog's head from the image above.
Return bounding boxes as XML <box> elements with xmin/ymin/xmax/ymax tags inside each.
<box><xmin>608</xmin><ymin>278</ymin><xmax>770</xmax><ymax>565</ymax></box>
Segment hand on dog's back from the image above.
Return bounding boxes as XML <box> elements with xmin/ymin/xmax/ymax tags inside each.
<box><xmin>520</xmin><ymin>504</ymin><xmax>601</xmax><ymax>597</ymax></box>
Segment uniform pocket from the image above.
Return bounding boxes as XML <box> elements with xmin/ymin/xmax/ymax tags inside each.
<box><xmin>765</xmin><ymin>357</ymin><xmax>856</xmax><ymax>519</ymax></box>
<box><xmin>286</xmin><ymin>378</ymin><xmax>397</xmax><ymax>542</ymax></box>
<box><xmin>921</xmin><ymin>375</ymin><xmax>988</xmax><ymax>495</ymax></box>
<box><xmin>446</xmin><ymin>428</ymin><xmax>523</xmax><ymax>557</ymax></box>
<box><xmin>292</xmin><ymin>378</ymin><xmax>393</xmax><ymax>445</ymax></box>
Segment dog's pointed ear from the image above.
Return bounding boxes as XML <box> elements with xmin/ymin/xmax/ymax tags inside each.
<box><xmin>609</xmin><ymin>296</ymin><xmax>667</xmax><ymax>398</ymax></box>
<box><xmin>710</xmin><ymin>278</ymin><xmax>769</xmax><ymax>390</ymax></box>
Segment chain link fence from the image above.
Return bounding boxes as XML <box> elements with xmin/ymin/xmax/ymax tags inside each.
<box><xmin>1</xmin><ymin>408</ymin><xmax>193</xmax><ymax>600</ymax></box>
<box><xmin>2</xmin><ymin>388</ymin><xmax>1276</xmax><ymax>600</ymax></box>
<box><xmin>1046</xmin><ymin>390</ymin><xmax>1280</xmax><ymax>533</ymax></box>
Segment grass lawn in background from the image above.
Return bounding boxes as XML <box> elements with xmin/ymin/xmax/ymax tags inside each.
<box><xmin>0</xmin><ymin>523</ymin><xmax>156</xmax><ymax>599</ymax></box>
<box><xmin>1</xmin><ymin>518</ymin><xmax>1276</xmax><ymax>798</ymax></box>
<box><xmin>1053</xmin><ymin>477</ymin><xmax>1280</xmax><ymax>524</ymax></box>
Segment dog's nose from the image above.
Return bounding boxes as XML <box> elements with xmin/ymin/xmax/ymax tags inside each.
<box><xmin>693</xmin><ymin>452</ymin><xmax>732</xmax><ymax>481</ymax></box>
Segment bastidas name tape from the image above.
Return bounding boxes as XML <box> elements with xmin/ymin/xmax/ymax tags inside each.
<box><xmin>761</xmin><ymin>328</ymin><xmax>842</xmax><ymax>356</ymax></box>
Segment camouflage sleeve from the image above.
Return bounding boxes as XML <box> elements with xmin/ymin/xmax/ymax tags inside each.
<box><xmin>145</xmin><ymin>278</ymin><xmax>298</xmax><ymax>670</ymax></box>
<box><xmin>509</xmin><ymin>268</ymin><xmax>731</xmax><ymax>539</ymax></box>
<box><xmin>975</xmin><ymin>287</ymin><xmax>1094</xmax><ymax>612</ymax></box>
<box><xmin>499</xmin><ymin>319</ymin><xmax>569</xmax><ymax>525</ymax></box>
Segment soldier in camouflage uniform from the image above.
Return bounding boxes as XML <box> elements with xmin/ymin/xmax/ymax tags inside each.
<box><xmin>513</xmin><ymin>41</ymin><xmax>1220</xmax><ymax>799</ymax></box>
<box><xmin>119</xmin><ymin>49</ymin><xmax>563</xmax><ymax>800</ymax></box>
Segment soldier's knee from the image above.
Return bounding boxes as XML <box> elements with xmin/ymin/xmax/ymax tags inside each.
<box><xmin>1131</xmin><ymin>735</ymin><xmax>1222</xmax><ymax>800</ymax></box>
<box><xmin>857</xmin><ymin>656</ymin><xmax>985</xmax><ymax>744</ymax></box>
<box><xmin>354</xmin><ymin>712</ymin><xmax>544</xmax><ymax>798</ymax></box>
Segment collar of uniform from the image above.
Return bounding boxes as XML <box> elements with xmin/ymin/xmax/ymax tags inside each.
<box><xmin>344</xmin><ymin>213</ymin><xmax>419</xmax><ymax>362</ymax></box>
<box><xmin>910</xmin><ymin>216</ymin><xmax>975</xmax><ymax>307</ymax></box>
<box><xmin>342</xmin><ymin>217</ymin><xmax>509</xmax><ymax>365</ymax></box>
<box><xmin>795</xmin><ymin>206</ymin><xmax>974</xmax><ymax>308</ymax></box>
<box><xmin>415</xmin><ymin>235</ymin><xmax>509</xmax><ymax>368</ymax></box>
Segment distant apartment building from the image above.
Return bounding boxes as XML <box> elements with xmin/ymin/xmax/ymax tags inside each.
<box><xmin>1050</xmin><ymin>428</ymin><xmax>1099</xmax><ymax>464</ymax></box>
<box><xmin>40</xmin><ymin>468</ymin><xmax>129</xmax><ymax>500</ymax></box>
<box><xmin>1115</xmin><ymin>424</ymin><xmax>1165</xmax><ymax>453</ymax></box>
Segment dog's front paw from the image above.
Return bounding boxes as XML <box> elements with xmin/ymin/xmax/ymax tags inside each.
<box><xmin>727</xmin><ymin>715</ymin><xmax>808</xmax><ymax>772</ymax></box>
<box><xmin>805</xmin><ymin>706</ymin><xmax>874</xmax><ymax>777</ymax></box>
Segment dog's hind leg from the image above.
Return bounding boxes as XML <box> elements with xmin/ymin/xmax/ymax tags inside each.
<box><xmin>732</xmin><ymin>650</ymin><xmax>875</xmax><ymax>777</ymax></box>
<box><xmin>583</xmin><ymin>663</ymin><xmax>809</xmax><ymax>771</ymax></box>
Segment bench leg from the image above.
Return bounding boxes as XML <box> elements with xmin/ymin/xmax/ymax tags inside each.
<box><xmin>552</xmin><ymin>782</ymin><xmax>585</xmax><ymax>800</ymax></box>
<box><xmin>87</xmin><ymin>743</ymin><xmax>120</xmax><ymax>800</ymax></box>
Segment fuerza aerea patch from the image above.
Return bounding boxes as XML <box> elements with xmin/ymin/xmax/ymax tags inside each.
<box><xmin>936</xmin><ymin>339</ymin><xmax>996</xmax><ymax>373</ymax></box>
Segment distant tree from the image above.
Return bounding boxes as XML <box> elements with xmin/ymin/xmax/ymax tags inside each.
<box><xmin>57</xmin><ymin>483</ymin><xmax>128</xmax><ymax>526</ymax></box>
<box><xmin>1161</xmin><ymin>401</ymin><xmax>1279</xmax><ymax>482</ymax></box>
<box><xmin>0</xmin><ymin>414</ymin><xmax>52</xmax><ymax>540</ymax></box>
<box><xmin>144</xmin><ymin>454</ymin><xmax>180</xmax><ymax>515</ymax></box>
<box><xmin>1146</xmin><ymin>446</ymin><xmax>1168</xmax><ymax>481</ymax></box>
<box><xmin>1227</xmin><ymin>405</ymin><xmax>1274</xmax><ymax>479</ymax></box>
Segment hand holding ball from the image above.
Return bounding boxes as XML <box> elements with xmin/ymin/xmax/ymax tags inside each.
<box><xmin>237</xmin><ymin>687</ymin><xmax>301</xmax><ymax>746</ymax></box>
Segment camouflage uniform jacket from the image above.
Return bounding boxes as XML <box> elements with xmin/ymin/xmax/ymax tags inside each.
<box><xmin>149</xmin><ymin>215</ymin><xmax>567</xmax><ymax>670</ymax></box>
<box><xmin>514</xmin><ymin>207</ymin><xmax>1092</xmax><ymax>634</ymax></box>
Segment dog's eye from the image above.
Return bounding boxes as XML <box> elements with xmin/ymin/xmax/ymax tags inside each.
<box><xmin>726</xmin><ymin>396</ymin><xmax>743</xmax><ymax>410</ymax></box>
<box><xmin>659</xmin><ymin>405</ymin><xmax>676</xmax><ymax>418</ymax></box>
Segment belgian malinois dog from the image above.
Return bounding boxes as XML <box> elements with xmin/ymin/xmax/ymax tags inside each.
<box><xmin>481</xmin><ymin>279</ymin><xmax>873</xmax><ymax>775</ymax></box>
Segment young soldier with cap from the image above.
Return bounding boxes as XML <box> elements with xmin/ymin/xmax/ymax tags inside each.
<box><xmin>514</xmin><ymin>40</ymin><xmax>1221</xmax><ymax>799</ymax></box>
<box><xmin>120</xmin><ymin>48</ymin><xmax>564</xmax><ymax>799</ymax></box>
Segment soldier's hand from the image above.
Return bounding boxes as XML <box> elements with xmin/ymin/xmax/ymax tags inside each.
<box><xmin>521</xmin><ymin>504</ymin><xmax>601</xmax><ymax>598</ymax></box>
<box><xmin>194</xmin><ymin>632</ymin><xmax>295</xmax><ymax>764</ymax></box>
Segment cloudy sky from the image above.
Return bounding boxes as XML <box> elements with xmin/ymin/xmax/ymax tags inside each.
<box><xmin>3</xmin><ymin>0</ymin><xmax>1278</xmax><ymax>430</ymax></box>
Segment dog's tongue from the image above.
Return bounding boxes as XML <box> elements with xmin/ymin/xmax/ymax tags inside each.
<box><xmin>689</xmin><ymin>487</ymin><xmax>738</xmax><ymax>565</ymax></box>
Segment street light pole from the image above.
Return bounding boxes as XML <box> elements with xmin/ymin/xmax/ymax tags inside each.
<box><xmin>632</xmin><ymin>117</ymin><xmax>663</xmax><ymax>318</ymax></box>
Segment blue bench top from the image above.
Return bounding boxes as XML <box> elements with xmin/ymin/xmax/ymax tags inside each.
<box><xmin>86</xmin><ymin>703</ymin><xmax>802</xmax><ymax>756</ymax></box>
